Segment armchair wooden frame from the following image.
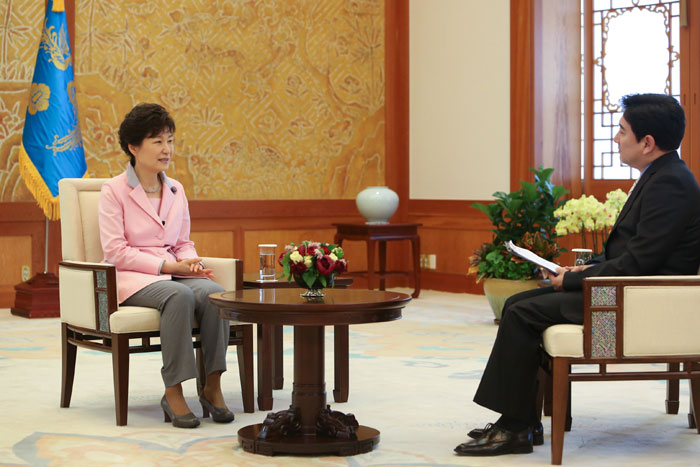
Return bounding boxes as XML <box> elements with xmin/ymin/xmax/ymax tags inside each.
<box><xmin>543</xmin><ymin>276</ymin><xmax>700</xmax><ymax>465</ymax></box>
<box><xmin>59</xmin><ymin>259</ymin><xmax>254</xmax><ymax>426</ymax></box>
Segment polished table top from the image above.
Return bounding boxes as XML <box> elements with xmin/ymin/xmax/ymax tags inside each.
<box><xmin>210</xmin><ymin>288</ymin><xmax>410</xmax><ymax>326</ymax></box>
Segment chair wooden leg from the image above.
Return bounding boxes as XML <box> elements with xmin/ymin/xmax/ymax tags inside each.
<box><xmin>551</xmin><ymin>357</ymin><xmax>569</xmax><ymax>465</ymax></box>
<box><xmin>60</xmin><ymin>323</ymin><xmax>77</xmax><ymax>408</ymax></box>
<box><xmin>238</xmin><ymin>324</ymin><xmax>255</xmax><ymax>413</ymax></box>
<box><xmin>195</xmin><ymin>347</ymin><xmax>208</xmax><ymax>418</ymax></box>
<box><xmin>112</xmin><ymin>334</ymin><xmax>130</xmax><ymax>426</ymax></box>
<box><xmin>566</xmin><ymin>378</ymin><xmax>572</xmax><ymax>432</ymax></box>
<box><xmin>272</xmin><ymin>324</ymin><xmax>284</xmax><ymax>390</ymax></box>
<box><xmin>333</xmin><ymin>324</ymin><xmax>349</xmax><ymax>403</ymax></box>
<box><xmin>666</xmin><ymin>363</ymin><xmax>680</xmax><ymax>414</ymax></box>
<box><xmin>543</xmin><ymin>367</ymin><xmax>553</xmax><ymax>416</ymax></box>
<box><xmin>688</xmin><ymin>362</ymin><xmax>699</xmax><ymax>432</ymax></box>
<box><xmin>536</xmin><ymin>366</ymin><xmax>546</xmax><ymax>421</ymax></box>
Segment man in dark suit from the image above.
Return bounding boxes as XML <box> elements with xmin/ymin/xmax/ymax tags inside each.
<box><xmin>455</xmin><ymin>93</ymin><xmax>700</xmax><ymax>456</ymax></box>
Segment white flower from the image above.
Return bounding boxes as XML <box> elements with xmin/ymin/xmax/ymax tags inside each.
<box><xmin>304</xmin><ymin>255</ymin><xmax>313</xmax><ymax>268</ymax></box>
<box><xmin>290</xmin><ymin>251</ymin><xmax>303</xmax><ymax>263</ymax></box>
<box><xmin>329</xmin><ymin>253</ymin><xmax>338</xmax><ymax>261</ymax></box>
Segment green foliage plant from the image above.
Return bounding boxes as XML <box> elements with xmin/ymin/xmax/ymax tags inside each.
<box><xmin>468</xmin><ymin>166</ymin><xmax>569</xmax><ymax>282</ymax></box>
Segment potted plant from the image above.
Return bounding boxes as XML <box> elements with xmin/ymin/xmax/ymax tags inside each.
<box><xmin>469</xmin><ymin>166</ymin><xmax>568</xmax><ymax>322</ymax></box>
<box><xmin>554</xmin><ymin>189</ymin><xmax>627</xmax><ymax>256</ymax></box>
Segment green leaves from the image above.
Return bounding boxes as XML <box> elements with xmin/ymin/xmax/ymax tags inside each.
<box><xmin>469</xmin><ymin>165</ymin><xmax>568</xmax><ymax>280</ymax></box>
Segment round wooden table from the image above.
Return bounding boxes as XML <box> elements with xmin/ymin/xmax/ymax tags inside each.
<box><xmin>210</xmin><ymin>288</ymin><xmax>411</xmax><ymax>456</ymax></box>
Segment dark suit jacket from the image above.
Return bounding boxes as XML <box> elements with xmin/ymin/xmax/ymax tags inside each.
<box><xmin>563</xmin><ymin>151</ymin><xmax>700</xmax><ymax>291</ymax></box>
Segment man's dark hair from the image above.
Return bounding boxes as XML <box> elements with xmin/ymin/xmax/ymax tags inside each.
<box><xmin>620</xmin><ymin>93</ymin><xmax>685</xmax><ymax>151</ymax></box>
<box><xmin>118</xmin><ymin>103</ymin><xmax>176</xmax><ymax>166</ymax></box>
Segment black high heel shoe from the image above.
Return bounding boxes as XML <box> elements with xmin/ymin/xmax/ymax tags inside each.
<box><xmin>199</xmin><ymin>395</ymin><xmax>235</xmax><ymax>423</ymax></box>
<box><xmin>161</xmin><ymin>395</ymin><xmax>200</xmax><ymax>428</ymax></box>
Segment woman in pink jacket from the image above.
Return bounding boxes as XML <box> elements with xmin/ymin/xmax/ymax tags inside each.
<box><xmin>98</xmin><ymin>103</ymin><xmax>233</xmax><ymax>428</ymax></box>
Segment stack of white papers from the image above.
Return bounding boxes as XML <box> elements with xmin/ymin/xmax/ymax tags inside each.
<box><xmin>505</xmin><ymin>241</ymin><xmax>560</xmax><ymax>275</ymax></box>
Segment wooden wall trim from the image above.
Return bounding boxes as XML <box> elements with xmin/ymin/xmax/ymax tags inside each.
<box><xmin>421</xmin><ymin>271</ymin><xmax>484</xmax><ymax>295</ymax></box>
<box><xmin>385</xmin><ymin>0</ymin><xmax>410</xmax><ymax>222</ymax></box>
<box><xmin>510</xmin><ymin>0</ymin><xmax>536</xmax><ymax>190</ymax></box>
<box><xmin>188</xmin><ymin>200</ymin><xmax>359</xmax><ymax>220</ymax></box>
<box><xmin>0</xmin><ymin>202</ymin><xmax>49</xmax><ymax>222</ymax></box>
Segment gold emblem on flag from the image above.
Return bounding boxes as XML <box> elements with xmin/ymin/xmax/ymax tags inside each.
<box><xmin>67</xmin><ymin>81</ymin><xmax>77</xmax><ymax>107</ymax></box>
<box><xmin>40</xmin><ymin>19</ymin><xmax>72</xmax><ymax>71</ymax></box>
<box><xmin>28</xmin><ymin>83</ymin><xmax>51</xmax><ymax>115</ymax></box>
<box><xmin>45</xmin><ymin>125</ymin><xmax>83</xmax><ymax>156</ymax></box>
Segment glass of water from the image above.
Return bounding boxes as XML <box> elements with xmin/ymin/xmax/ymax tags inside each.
<box><xmin>572</xmin><ymin>248</ymin><xmax>593</xmax><ymax>267</ymax></box>
<box><xmin>258</xmin><ymin>244</ymin><xmax>277</xmax><ymax>281</ymax></box>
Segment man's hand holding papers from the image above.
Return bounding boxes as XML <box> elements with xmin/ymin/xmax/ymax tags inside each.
<box><xmin>505</xmin><ymin>241</ymin><xmax>594</xmax><ymax>290</ymax></box>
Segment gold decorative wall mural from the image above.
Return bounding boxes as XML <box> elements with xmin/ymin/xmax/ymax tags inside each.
<box><xmin>0</xmin><ymin>0</ymin><xmax>386</xmax><ymax>201</ymax></box>
<box><xmin>0</xmin><ymin>1</ymin><xmax>44</xmax><ymax>202</ymax></box>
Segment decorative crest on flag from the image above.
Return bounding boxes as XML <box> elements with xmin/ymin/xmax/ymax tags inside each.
<box><xmin>40</xmin><ymin>19</ymin><xmax>72</xmax><ymax>71</ymax></box>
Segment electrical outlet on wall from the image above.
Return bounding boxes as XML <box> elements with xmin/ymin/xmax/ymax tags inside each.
<box><xmin>428</xmin><ymin>254</ymin><xmax>436</xmax><ymax>269</ymax></box>
<box><xmin>419</xmin><ymin>254</ymin><xmax>428</xmax><ymax>269</ymax></box>
<box><xmin>21</xmin><ymin>265</ymin><xmax>31</xmax><ymax>282</ymax></box>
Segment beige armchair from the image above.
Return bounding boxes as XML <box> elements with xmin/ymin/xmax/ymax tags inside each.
<box><xmin>57</xmin><ymin>178</ymin><xmax>254</xmax><ymax>425</ymax></box>
<box><xmin>542</xmin><ymin>276</ymin><xmax>700</xmax><ymax>464</ymax></box>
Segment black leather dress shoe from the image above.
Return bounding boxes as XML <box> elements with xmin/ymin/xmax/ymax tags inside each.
<box><xmin>468</xmin><ymin>421</ymin><xmax>544</xmax><ymax>446</ymax></box>
<box><xmin>455</xmin><ymin>425</ymin><xmax>533</xmax><ymax>456</ymax></box>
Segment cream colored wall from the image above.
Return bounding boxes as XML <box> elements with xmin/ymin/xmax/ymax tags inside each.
<box><xmin>409</xmin><ymin>0</ymin><xmax>510</xmax><ymax>200</ymax></box>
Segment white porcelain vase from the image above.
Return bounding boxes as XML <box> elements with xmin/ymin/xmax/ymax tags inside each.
<box><xmin>355</xmin><ymin>186</ymin><xmax>399</xmax><ymax>224</ymax></box>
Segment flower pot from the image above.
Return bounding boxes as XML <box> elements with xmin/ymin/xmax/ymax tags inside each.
<box><xmin>355</xmin><ymin>186</ymin><xmax>399</xmax><ymax>224</ymax></box>
<box><xmin>482</xmin><ymin>278</ymin><xmax>540</xmax><ymax>323</ymax></box>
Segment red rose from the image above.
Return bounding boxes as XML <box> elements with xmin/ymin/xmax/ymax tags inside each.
<box><xmin>290</xmin><ymin>262</ymin><xmax>307</xmax><ymax>275</ymax></box>
<box><xmin>306</xmin><ymin>245</ymin><xmax>316</xmax><ymax>256</ymax></box>
<box><xmin>334</xmin><ymin>258</ymin><xmax>347</xmax><ymax>274</ymax></box>
<box><xmin>317</xmin><ymin>255</ymin><xmax>335</xmax><ymax>275</ymax></box>
<box><xmin>297</xmin><ymin>245</ymin><xmax>306</xmax><ymax>256</ymax></box>
<box><xmin>322</xmin><ymin>245</ymin><xmax>330</xmax><ymax>254</ymax></box>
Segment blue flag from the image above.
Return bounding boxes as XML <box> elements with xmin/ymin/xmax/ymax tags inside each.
<box><xmin>19</xmin><ymin>0</ymin><xmax>86</xmax><ymax>221</ymax></box>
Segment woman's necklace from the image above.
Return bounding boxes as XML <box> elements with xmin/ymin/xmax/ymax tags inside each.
<box><xmin>143</xmin><ymin>182</ymin><xmax>161</xmax><ymax>193</ymax></box>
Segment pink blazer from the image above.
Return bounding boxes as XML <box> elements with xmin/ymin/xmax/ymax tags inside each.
<box><xmin>98</xmin><ymin>165</ymin><xmax>198</xmax><ymax>303</ymax></box>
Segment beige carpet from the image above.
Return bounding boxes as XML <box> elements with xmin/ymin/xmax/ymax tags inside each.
<box><xmin>1</xmin><ymin>289</ymin><xmax>698</xmax><ymax>466</ymax></box>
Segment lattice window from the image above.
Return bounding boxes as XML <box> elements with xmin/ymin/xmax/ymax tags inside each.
<box><xmin>583</xmin><ymin>0</ymin><xmax>681</xmax><ymax>181</ymax></box>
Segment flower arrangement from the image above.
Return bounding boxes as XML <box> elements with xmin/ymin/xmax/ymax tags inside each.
<box><xmin>279</xmin><ymin>240</ymin><xmax>348</xmax><ymax>289</ymax></box>
<box><xmin>553</xmin><ymin>189</ymin><xmax>627</xmax><ymax>255</ymax></box>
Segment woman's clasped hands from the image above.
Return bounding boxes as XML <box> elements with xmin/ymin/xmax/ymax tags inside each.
<box><xmin>162</xmin><ymin>257</ymin><xmax>214</xmax><ymax>278</ymax></box>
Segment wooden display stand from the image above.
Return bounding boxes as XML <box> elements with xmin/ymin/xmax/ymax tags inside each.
<box><xmin>10</xmin><ymin>272</ymin><xmax>60</xmax><ymax>318</ymax></box>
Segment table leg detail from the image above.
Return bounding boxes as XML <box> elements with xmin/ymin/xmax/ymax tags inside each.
<box><xmin>316</xmin><ymin>405</ymin><xmax>359</xmax><ymax>439</ymax></box>
<box><xmin>257</xmin><ymin>406</ymin><xmax>301</xmax><ymax>440</ymax></box>
<box><xmin>238</xmin><ymin>324</ymin><xmax>381</xmax><ymax>455</ymax></box>
<box><xmin>256</xmin><ymin>404</ymin><xmax>359</xmax><ymax>441</ymax></box>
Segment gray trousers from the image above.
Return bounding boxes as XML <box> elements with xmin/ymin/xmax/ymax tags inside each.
<box><xmin>122</xmin><ymin>278</ymin><xmax>228</xmax><ymax>387</ymax></box>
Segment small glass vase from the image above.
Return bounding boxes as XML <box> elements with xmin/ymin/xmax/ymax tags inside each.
<box><xmin>293</xmin><ymin>274</ymin><xmax>333</xmax><ymax>299</ymax></box>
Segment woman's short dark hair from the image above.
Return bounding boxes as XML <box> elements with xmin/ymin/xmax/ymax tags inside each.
<box><xmin>118</xmin><ymin>103</ymin><xmax>176</xmax><ymax>165</ymax></box>
<box><xmin>620</xmin><ymin>93</ymin><xmax>685</xmax><ymax>151</ymax></box>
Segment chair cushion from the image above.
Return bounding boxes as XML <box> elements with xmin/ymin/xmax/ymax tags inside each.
<box><xmin>109</xmin><ymin>306</ymin><xmax>161</xmax><ymax>333</ymax></box>
<box><xmin>543</xmin><ymin>324</ymin><xmax>583</xmax><ymax>357</ymax></box>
